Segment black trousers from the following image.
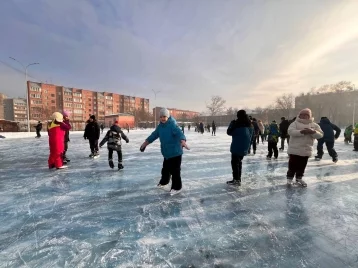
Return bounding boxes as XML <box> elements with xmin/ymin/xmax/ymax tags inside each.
<box><xmin>355</xmin><ymin>135</ymin><xmax>358</xmax><ymax>150</ymax></box>
<box><xmin>108</xmin><ymin>148</ymin><xmax>122</xmax><ymax>163</ymax></box>
<box><xmin>267</xmin><ymin>141</ymin><xmax>278</xmax><ymax>158</ymax></box>
<box><xmin>89</xmin><ymin>139</ymin><xmax>99</xmax><ymax>153</ymax></box>
<box><xmin>160</xmin><ymin>155</ymin><xmax>182</xmax><ymax>190</ymax></box>
<box><xmin>212</xmin><ymin>129</ymin><xmax>216</xmax><ymax>135</ymax></box>
<box><xmin>248</xmin><ymin>136</ymin><xmax>256</xmax><ymax>153</ymax></box>
<box><xmin>231</xmin><ymin>154</ymin><xmax>244</xmax><ymax>181</ymax></box>
<box><xmin>280</xmin><ymin>136</ymin><xmax>289</xmax><ymax>149</ymax></box>
<box><xmin>287</xmin><ymin>154</ymin><xmax>309</xmax><ymax>178</ymax></box>
<box><xmin>36</xmin><ymin>130</ymin><xmax>41</xmax><ymax>137</ymax></box>
<box><xmin>317</xmin><ymin>139</ymin><xmax>337</xmax><ymax>159</ymax></box>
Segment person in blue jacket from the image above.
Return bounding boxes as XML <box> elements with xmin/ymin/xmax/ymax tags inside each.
<box><xmin>315</xmin><ymin>117</ymin><xmax>341</xmax><ymax>162</ymax></box>
<box><xmin>140</xmin><ymin>108</ymin><xmax>190</xmax><ymax>195</ymax></box>
<box><xmin>226</xmin><ymin>110</ymin><xmax>253</xmax><ymax>186</ymax></box>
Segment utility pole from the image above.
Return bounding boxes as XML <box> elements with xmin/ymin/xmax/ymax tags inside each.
<box><xmin>152</xmin><ymin>89</ymin><xmax>160</xmax><ymax>128</ymax></box>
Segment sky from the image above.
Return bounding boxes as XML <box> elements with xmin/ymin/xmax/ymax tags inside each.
<box><xmin>1</xmin><ymin>0</ymin><xmax>358</xmax><ymax>113</ymax></box>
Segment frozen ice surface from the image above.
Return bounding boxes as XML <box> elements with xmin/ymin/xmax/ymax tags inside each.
<box><xmin>1</xmin><ymin>128</ymin><xmax>358</xmax><ymax>267</ymax></box>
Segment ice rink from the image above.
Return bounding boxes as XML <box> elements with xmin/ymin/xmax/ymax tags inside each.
<box><xmin>1</xmin><ymin>128</ymin><xmax>358</xmax><ymax>267</ymax></box>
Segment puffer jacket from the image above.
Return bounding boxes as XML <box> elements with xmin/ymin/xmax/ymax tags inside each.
<box><xmin>84</xmin><ymin>121</ymin><xmax>100</xmax><ymax>140</ymax></box>
<box><xmin>318</xmin><ymin>117</ymin><xmax>341</xmax><ymax>142</ymax></box>
<box><xmin>227</xmin><ymin>120</ymin><xmax>253</xmax><ymax>156</ymax></box>
<box><xmin>268</xmin><ymin>123</ymin><xmax>280</xmax><ymax>143</ymax></box>
<box><xmin>146</xmin><ymin>117</ymin><xmax>186</xmax><ymax>159</ymax></box>
<box><xmin>287</xmin><ymin>117</ymin><xmax>323</xmax><ymax>157</ymax></box>
<box><xmin>99</xmin><ymin>125</ymin><xmax>129</xmax><ymax>151</ymax></box>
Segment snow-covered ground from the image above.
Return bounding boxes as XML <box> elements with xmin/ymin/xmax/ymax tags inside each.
<box><xmin>1</xmin><ymin>128</ymin><xmax>358</xmax><ymax>267</ymax></box>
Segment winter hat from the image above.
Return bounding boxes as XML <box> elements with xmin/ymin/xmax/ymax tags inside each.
<box><xmin>237</xmin><ymin>110</ymin><xmax>247</xmax><ymax>119</ymax></box>
<box><xmin>52</xmin><ymin>112</ymin><xmax>63</xmax><ymax>122</ymax></box>
<box><xmin>159</xmin><ymin>108</ymin><xmax>170</xmax><ymax>118</ymax></box>
<box><xmin>272</xmin><ymin>120</ymin><xmax>276</xmax><ymax>123</ymax></box>
<box><xmin>63</xmin><ymin>110</ymin><xmax>70</xmax><ymax>117</ymax></box>
<box><xmin>299</xmin><ymin>108</ymin><xmax>312</xmax><ymax>118</ymax></box>
<box><xmin>114</xmin><ymin>120</ymin><xmax>119</xmax><ymax>124</ymax></box>
<box><xmin>90</xmin><ymin>115</ymin><xmax>96</xmax><ymax>120</ymax></box>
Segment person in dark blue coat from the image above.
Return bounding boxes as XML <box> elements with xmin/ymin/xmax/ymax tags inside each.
<box><xmin>315</xmin><ymin>117</ymin><xmax>341</xmax><ymax>162</ymax></box>
<box><xmin>226</xmin><ymin>110</ymin><xmax>253</xmax><ymax>185</ymax></box>
<box><xmin>140</xmin><ymin>108</ymin><xmax>190</xmax><ymax>195</ymax></box>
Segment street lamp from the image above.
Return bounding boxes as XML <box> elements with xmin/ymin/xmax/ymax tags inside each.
<box><xmin>9</xmin><ymin>57</ymin><xmax>39</xmax><ymax>132</ymax></box>
<box><xmin>152</xmin><ymin>89</ymin><xmax>160</xmax><ymax>128</ymax></box>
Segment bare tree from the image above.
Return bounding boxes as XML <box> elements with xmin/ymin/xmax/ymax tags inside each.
<box><xmin>275</xmin><ymin>93</ymin><xmax>294</xmax><ymax>118</ymax></box>
<box><xmin>206</xmin><ymin>95</ymin><xmax>226</xmax><ymax>116</ymax></box>
<box><xmin>226</xmin><ymin>107</ymin><xmax>235</xmax><ymax>115</ymax></box>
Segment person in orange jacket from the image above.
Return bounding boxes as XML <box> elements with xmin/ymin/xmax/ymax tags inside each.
<box><xmin>48</xmin><ymin>112</ymin><xmax>71</xmax><ymax>169</ymax></box>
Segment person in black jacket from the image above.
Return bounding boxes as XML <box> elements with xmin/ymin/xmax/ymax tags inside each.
<box><xmin>84</xmin><ymin>115</ymin><xmax>101</xmax><ymax>157</ymax></box>
<box><xmin>248</xmin><ymin>117</ymin><xmax>259</xmax><ymax>154</ymax></box>
<box><xmin>315</xmin><ymin>117</ymin><xmax>341</xmax><ymax>162</ymax></box>
<box><xmin>99</xmin><ymin>121</ymin><xmax>129</xmax><ymax>170</ymax></box>
<box><xmin>34</xmin><ymin>121</ymin><xmax>42</xmax><ymax>138</ymax></box>
<box><xmin>279</xmin><ymin>117</ymin><xmax>290</xmax><ymax>151</ymax></box>
<box><xmin>212</xmin><ymin>121</ymin><xmax>217</xmax><ymax>136</ymax></box>
<box><xmin>62</xmin><ymin>112</ymin><xmax>71</xmax><ymax>164</ymax></box>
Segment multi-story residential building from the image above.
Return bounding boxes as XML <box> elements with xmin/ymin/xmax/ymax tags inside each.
<box><xmin>27</xmin><ymin>81</ymin><xmax>150</xmax><ymax>123</ymax></box>
<box><xmin>0</xmin><ymin>93</ymin><xmax>7</xmax><ymax>119</ymax></box>
<box><xmin>153</xmin><ymin>107</ymin><xmax>200</xmax><ymax>121</ymax></box>
<box><xmin>4</xmin><ymin>98</ymin><xmax>27</xmax><ymax>122</ymax></box>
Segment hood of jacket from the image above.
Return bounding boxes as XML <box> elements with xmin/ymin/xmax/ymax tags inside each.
<box><xmin>110</xmin><ymin>125</ymin><xmax>122</xmax><ymax>133</ymax></box>
<box><xmin>320</xmin><ymin>117</ymin><xmax>331</xmax><ymax>125</ymax></box>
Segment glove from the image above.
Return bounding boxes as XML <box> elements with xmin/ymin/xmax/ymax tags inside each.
<box><xmin>126</xmin><ymin>138</ymin><xmax>129</xmax><ymax>143</ymax></box>
<box><xmin>140</xmin><ymin>146</ymin><xmax>146</xmax><ymax>152</ymax></box>
<box><xmin>84</xmin><ymin>136</ymin><xmax>87</xmax><ymax>140</ymax></box>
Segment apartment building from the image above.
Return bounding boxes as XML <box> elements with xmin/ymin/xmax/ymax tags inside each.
<box><xmin>27</xmin><ymin>81</ymin><xmax>150</xmax><ymax>122</ymax></box>
<box><xmin>153</xmin><ymin>107</ymin><xmax>200</xmax><ymax>121</ymax></box>
<box><xmin>4</xmin><ymin>98</ymin><xmax>27</xmax><ymax>122</ymax></box>
<box><xmin>0</xmin><ymin>93</ymin><xmax>6</xmax><ymax>119</ymax></box>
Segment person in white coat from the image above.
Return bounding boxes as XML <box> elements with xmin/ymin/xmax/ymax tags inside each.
<box><xmin>286</xmin><ymin>108</ymin><xmax>323</xmax><ymax>187</ymax></box>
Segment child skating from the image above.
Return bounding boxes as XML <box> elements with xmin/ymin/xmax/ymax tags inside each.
<box><xmin>140</xmin><ymin>108</ymin><xmax>189</xmax><ymax>195</ymax></box>
<box><xmin>99</xmin><ymin>121</ymin><xmax>129</xmax><ymax>170</ymax></box>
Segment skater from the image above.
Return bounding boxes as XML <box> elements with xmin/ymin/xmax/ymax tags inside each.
<box><xmin>84</xmin><ymin>115</ymin><xmax>101</xmax><ymax>158</ymax></box>
<box><xmin>181</xmin><ymin>124</ymin><xmax>185</xmax><ymax>133</ymax></box>
<box><xmin>34</xmin><ymin>121</ymin><xmax>42</xmax><ymax>138</ymax></box>
<box><xmin>212</xmin><ymin>121</ymin><xmax>217</xmax><ymax>136</ymax></box>
<box><xmin>354</xmin><ymin>124</ymin><xmax>358</xmax><ymax>151</ymax></box>
<box><xmin>62</xmin><ymin>111</ymin><xmax>71</xmax><ymax>164</ymax></box>
<box><xmin>286</xmin><ymin>108</ymin><xmax>323</xmax><ymax>187</ymax></box>
<box><xmin>100</xmin><ymin>123</ymin><xmax>105</xmax><ymax>134</ymax></box>
<box><xmin>248</xmin><ymin>118</ymin><xmax>259</xmax><ymax>155</ymax></box>
<box><xmin>257</xmin><ymin>119</ymin><xmax>264</xmax><ymax>144</ymax></box>
<box><xmin>199</xmin><ymin>122</ymin><xmax>204</xmax><ymax>134</ymax></box>
<box><xmin>315</xmin><ymin>117</ymin><xmax>340</xmax><ymax>162</ymax></box>
<box><xmin>99</xmin><ymin>120</ymin><xmax>129</xmax><ymax>170</ymax></box>
<box><xmin>344</xmin><ymin>125</ymin><xmax>353</xmax><ymax>144</ymax></box>
<box><xmin>266</xmin><ymin>120</ymin><xmax>280</xmax><ymax>160</ymax></box>
<box><xmin>188</xmin><ymin>124</ymin><xmax>191</xmax><ymax>131</ymax></box>
<box><xmin>226</xmin><ymin>110</ymin><xmax>253</xmax><ymax>186</ymax></box>
<box><xmin>126</xmin><ymin>123</ymin><xmax>130</xmax><ymax>133</ymax></box>
<box><xmin>139</xmin><ymin>108</ymin><xmax>189</xmax><ymax>195</ymax></box>
<box><xmin>48</xmin><ymin>112</ymin><xmax>71</xmax><ymax>169</ymax></box>
<box><xmin>279</xmin><ymin>117</ymin><xmax>290</xmax><ymax>151</ymax></box>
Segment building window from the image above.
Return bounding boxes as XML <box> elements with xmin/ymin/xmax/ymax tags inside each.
<box><xmin>51</xmin><ymin>100</ymin><xmax>55</xmax><ymax>103</ymax></box>
<box><xmin>30</xmin><ymin>94</ymin><xmax>41</xmax><ymax>98</ymax></box>
<box><xmin>58</xmin><ymin>92</ymin><xmax>61</xmax><ymax>95</ymax></box>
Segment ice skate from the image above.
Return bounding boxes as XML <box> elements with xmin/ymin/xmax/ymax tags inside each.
<box><xmin>108</xmin><ymin>159</ymin><xmax>114</xmax><ymax>169</ymax></box>
<box><xmin>170</xmin><ymin>189</ymin><xmax>182</xmax><ymax>195</ymax></box>
<box><xmin>226</xmin><ymin>179</ymin><xmax>241</xmax><ymax>186</ymax></box>
<box><xmin>296</xmin><ymin>178</ymin><xmax>307</xmax><ymax>187</ymax></box>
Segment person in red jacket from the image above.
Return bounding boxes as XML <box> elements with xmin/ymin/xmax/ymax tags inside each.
<box><xmin>48</xmin><ymin>112</ymin><xmax>71</xmax><ymax>169</ymax></box>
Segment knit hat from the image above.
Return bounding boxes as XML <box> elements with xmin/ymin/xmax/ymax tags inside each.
<box><xmin>63</xmin><ymin>110</ymin><xmax>70</xmax><ymax>117</ymax></box>
<box><xmin>90</xmin><ymin>115</ymin><xmax>96</xmax><ymax>120</ymax></box>
<box><xmin>52</xmin><ymin>112</ymin><xmax>63</xmax><ymax>122</ymax></box>
<box><xmin>114</xmin><ymin>120</ymin><xmax>119</xmax><ymax>124</ymax></box>
<box><xmin>237</xmin><ymin>110</ymin><xmax>247</xmax><ymax>119</ymax></box>
<box><xmin>299</xmin><ymin>108</ymin><xmax>312</xmax><ymax>119</ymax></box>
<box><xmin>160</xmin><ymin>108</ymin><xmax>170</xmax><ymax>118</ymax></box>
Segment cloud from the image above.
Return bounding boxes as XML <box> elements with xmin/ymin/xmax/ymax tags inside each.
<box><xmin>1</xmin><ymin>0</ymin><xmax>358</xmax><ymax>111</ymax></box>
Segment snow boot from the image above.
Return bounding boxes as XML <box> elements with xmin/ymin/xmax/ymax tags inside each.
<box><xmin>108</xmin><ymin>159</ymin><xmax>114</xmax><ymax>169</ymax></box>
<box><xmin>118</xmin><ymin>163</ymin><xmax>124</xmax><ymax>170</ymax></box>
<box><xmin>333</xmin><ymin>157</ymin><xmax>338</xmax><ymax>163</ymax></box>
<box><xmin>296</xmin><ymin>178</ymin><xmax>307</xmax><ymax>187</ymax></box>
<box><xmin>314</xmin><ymin>155</ymin><xmax>321</xmax><ymax>161</ymax></box>
<box><xmin>227</xmin><ymin>179</ymin><xmax>241</xmax><ymax>186</ymax></box>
